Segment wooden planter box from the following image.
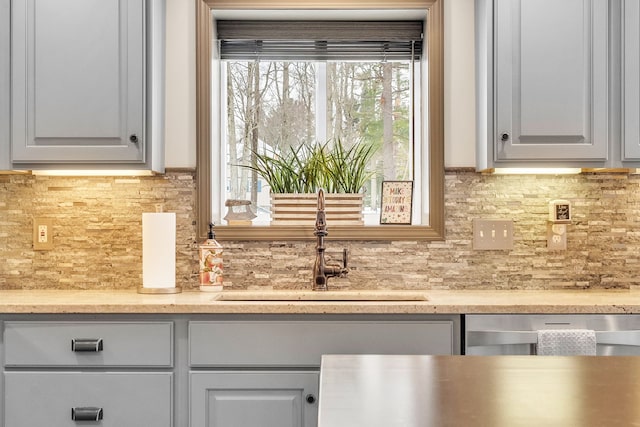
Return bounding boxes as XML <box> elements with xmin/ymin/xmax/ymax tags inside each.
<box><xmin>270</xmin><ymin>193</ymin><xmax>364</xmax><ymax>226</ymax></box>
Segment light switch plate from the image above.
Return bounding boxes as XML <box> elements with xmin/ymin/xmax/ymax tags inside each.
<box><xmin>472</xmin><ymin>219</ymin><xmax>514</xmax><ymax>250</ymax></box>
<box><xmin>33</xmin><ymin>217</ymin><xmax>54</xmax><ymax>250</ymax></box>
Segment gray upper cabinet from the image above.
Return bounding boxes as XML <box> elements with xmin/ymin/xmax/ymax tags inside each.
<box><xmin>477</xmin><ymin>0</ymin><xmax>611</xmax><ymax>170</ymax></box>
<box><xmin>10</xmin><ymin>0</ymin><xmax>165</xmax><ymax>172</ymax></box>
<box><xmin>623</xmin><ymin>0</ymin><xmax>640</xmax><ymax>161</ymax></box>
<box><xmin>0</xmin><ymin>0</ymin><xmax>10</xmax><ymax>170</ymax></box>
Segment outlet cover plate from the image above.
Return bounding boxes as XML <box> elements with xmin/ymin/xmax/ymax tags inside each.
<box><xmin>472</xmin><ymin>219</ymin><xmax>514</xmax><ymax>250</ymax></box>
<box><xmin>547</xmin><ymin>223</ymin><xmax>567</xmax><ymax>250</ymax></box>
<box><xmin>33</xmin><ymin>217</ymin><xmax>53</xmax><ymax>250</ymax></box>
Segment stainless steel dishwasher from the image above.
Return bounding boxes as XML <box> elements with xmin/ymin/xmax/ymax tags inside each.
<box><xmin>465</xmin><ymin>314</ymin><xmax>640</xmax><ymax>355</ymax></box>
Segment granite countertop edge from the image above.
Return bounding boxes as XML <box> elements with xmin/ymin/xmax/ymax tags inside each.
<box><xmin>0</xmin><ymin>289</ymin><xmax>638</xmax><ymax>314</ymax></box>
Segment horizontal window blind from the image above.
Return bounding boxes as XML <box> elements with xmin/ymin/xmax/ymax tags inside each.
<box><xmin>217</xmin><ymin>20</ymin><xmax>423</xmax><ymax>61</ymax></box>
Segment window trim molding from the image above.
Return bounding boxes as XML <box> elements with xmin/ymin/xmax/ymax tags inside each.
<box><xmin>196</xmin><ymin>0</ymin><xmax>444</xmax><ymax>241</ymax></box>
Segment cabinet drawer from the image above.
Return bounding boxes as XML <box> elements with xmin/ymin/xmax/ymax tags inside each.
<box><xmin>5</xmin><ymin>372</ymin><xmax>172</xmax><ymax>427</ymax></box>
<box><xmin>190</xmin><ymin>320</ymin><xmax>455</xmax><ymax>367</ymax></box>
<box><xmin>4</xmin><ymin>321</ymin><xmax>173</xmax><ymax>367</ymax></box>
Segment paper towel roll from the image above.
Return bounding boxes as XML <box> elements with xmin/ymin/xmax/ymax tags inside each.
<box><xmin>142</xmin><ymin>212</ymin><xmax>176</xmax><ymax>289</ymax></box>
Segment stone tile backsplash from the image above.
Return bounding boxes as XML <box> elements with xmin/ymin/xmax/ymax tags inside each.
<box><xmin>1</xmin><ymin>169</ymin><xmax>639</xmax><ymax>291</ymax></box>
<box><xmin>0</xmin><ymin>172</ymin><xmax>197</xmax><ymax>290</ymax></box>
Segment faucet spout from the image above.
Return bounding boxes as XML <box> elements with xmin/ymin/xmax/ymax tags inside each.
<box><xmin>312</xmin><ymin>189</ymin><xmax>348</xmax><ymax>291</ymax></box>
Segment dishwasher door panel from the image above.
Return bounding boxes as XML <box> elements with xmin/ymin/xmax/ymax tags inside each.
<box><xmin>465</xmin><ymin>314</ymin><xmax>640</xmax><ymax>355</ymax></box>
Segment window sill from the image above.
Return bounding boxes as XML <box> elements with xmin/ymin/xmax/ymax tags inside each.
<box><xmin>215</xmin><ymin>224</ymin><xmax>444</xmax><ymax>241</ymax></box>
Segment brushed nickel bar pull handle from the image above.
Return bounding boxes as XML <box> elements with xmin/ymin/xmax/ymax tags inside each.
<box><xmin>596</xmin><ymin>331</ymin><xmax>640</xmax><ymax>346</ymax></box>
<box><xmin>468</xmin><ymin>330</ymin><xmax>640</xmax><ymax>348</ymax></box>
<box><xmin>466</xmin><ymin>330</ymin><xmax>538</xmax><ymax>347</ymax></box>
<box><xmin>71</xmin><ymin>338</ymin><xmax>104</xmax><ymax>352</ymax></box>
<box><xmin>71</xmin><ymin>407</ymin><xmax>103</xmax><ymax>421</ymax></box>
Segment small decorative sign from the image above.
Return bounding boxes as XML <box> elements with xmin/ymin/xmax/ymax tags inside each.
<box><xmin>549</xmin><ymin>199</ymin><xmax>571</xmax><ymax>223</ymax></box>
<box><xmin>380</xmin><ymin>181</ymin><xmax>413</xmax><ymax>224</ymax></box>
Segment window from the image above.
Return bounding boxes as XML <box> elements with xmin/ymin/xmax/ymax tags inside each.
<box><xmin>196</xmin><ymin>1</ymin><xmax>444</xmax><ymax>241</ymax></box>
<box><xmin>220</xmin><ymin>21</ymin><xmax>420</xmax><ymax>225</ymax></box>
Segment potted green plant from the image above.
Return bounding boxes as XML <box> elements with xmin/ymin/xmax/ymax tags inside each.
<box><xmin>242</xmin><ymin>139</ymin><xmax>376</xmax><ymax>225</ymax></box>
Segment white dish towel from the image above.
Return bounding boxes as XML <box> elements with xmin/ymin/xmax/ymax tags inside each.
<box><xmin>537</xmin><ymin>329</ymin><xmax>597</xmax><ymax>356</ymax></box>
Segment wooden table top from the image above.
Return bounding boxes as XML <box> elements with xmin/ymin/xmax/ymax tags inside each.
<box><xmin>318</xmin><ymin>355</ymin><xmax>640</xmax><ymax>427</ymax></box>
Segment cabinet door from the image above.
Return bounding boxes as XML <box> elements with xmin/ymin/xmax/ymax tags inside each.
<box><xmin>494</xmin><ymin>0</ymin><xmax>609</xmax><ymax>162</ymax></box>
<box><xmin>5</xmin><ymin>372</ymin><xmax>172</xmax><ymax>426</ymax></box>
<box><xmin>623</xmin><ymin>0</ymin><xmax>640</xmax><ymax>160</ymax></box>
<box><xmin>11</xmin><ymin>0</ymin><xmax>145</xmax><ymax>164</ymax></box>
<box><xmin>0</xmin><ymin>0</ymin><xmax>9</xmax><ymax>169</ymax></box>
<box><xmin>190</xmin><ymin>372</ymin><xmax>318</xmax><ymax>427</ymax></box>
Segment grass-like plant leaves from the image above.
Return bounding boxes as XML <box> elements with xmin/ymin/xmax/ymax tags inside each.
<box><xmin>240</xmin><ymin>139</ymin><xmax>376</xmax><ymax>194</ymax></box>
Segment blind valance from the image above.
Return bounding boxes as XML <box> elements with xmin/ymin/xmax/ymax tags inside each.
<box><xmin>217</xmin><ymin>20</ymin><xmax>423</xmax><ymax>61</ymax></box>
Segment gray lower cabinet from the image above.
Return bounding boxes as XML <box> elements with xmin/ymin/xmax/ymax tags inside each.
<box><xmin>9</xmin><ymin>0</ymin><xmax>164</xmax><ymax>172</ymax></box>
<box><xmin>0</xmin><ymin>314</ymin><xmax>460</xmax><ymax>427</ymax></box>
<box><xmin>2</xmin><ymin>320</ymin><xmax>175</xmax><ymax>427</ymax></box>
<box><xmin>623</xmin><ymin>0</ymin><xmax>640</xmax><ymax>161</ymax></box>
<box><xmin>190</xmin><ymin>372</ymin><xmax>319</xmax><ymax>427</ymax></box>
<box><xmin>5</xmin><ymin>372</ymin><xmax>172</xmax><ymax>426</ymax></box>
<box><xmin>188</xmin><ymin>316</ymin><xmax>460</xmax><ymax>427</ymax></box>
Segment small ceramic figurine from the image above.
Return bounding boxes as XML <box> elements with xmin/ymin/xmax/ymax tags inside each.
<box><xmin>223</xmin><ymin>199</ymin><xmax>256</xmax><ymax>225</ymax></box>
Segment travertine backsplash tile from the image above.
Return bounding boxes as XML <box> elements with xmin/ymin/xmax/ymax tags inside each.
<box><xmin>1</xmin><ymin>169</ymin><xmax>640</xmax><ymax>290</ymax></box>
<box><xmin>0</xmin><ymin>172</ymin><xmax>198</xmax><ymax>290</ymax></box>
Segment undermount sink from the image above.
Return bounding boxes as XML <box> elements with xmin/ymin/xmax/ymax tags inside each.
<box><xmin>214</xmin><ymin>290</ymin><xmax>429</xmax><ymax>301</ymax></box>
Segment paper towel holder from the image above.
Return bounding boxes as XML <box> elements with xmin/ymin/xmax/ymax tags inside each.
<box><xmin>138</xmin><ymin>211</ymin><xmax>182</xmax><ymax>294</ymax></box>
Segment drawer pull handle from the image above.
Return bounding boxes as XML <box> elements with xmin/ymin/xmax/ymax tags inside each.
<box><xmin>71</xmin><ymin>407</ymin><xmax>103</xmax><ymax>421</ymax></box>
<box><xmin>71</xmin><ymin>338</ymin><xmax>104</xmax><ymax>352</ymax></box>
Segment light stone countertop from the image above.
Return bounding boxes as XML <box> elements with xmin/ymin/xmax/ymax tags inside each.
<box><xmin>0</xmin><ymin>289</ymin><xmax>639</xmax><ymax>314</ymax></box>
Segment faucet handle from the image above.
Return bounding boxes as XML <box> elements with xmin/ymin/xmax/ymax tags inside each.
<box><xmin>340</xmin><ymin>248</ymin><xmax>349</xmax><ymax>277</ymax></box>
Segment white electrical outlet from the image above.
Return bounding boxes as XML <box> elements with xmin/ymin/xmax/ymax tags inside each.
<box><xmin>472</xmin><ymin>219</ymin><xmax>514</xmax><ymax>250</ymax></box>
<box><xmin>33</xmin><ymin>217</ymin><xmax>53</xmax><ymax>250</ymax></box>
<box><xmin>547</xmin><ymin>223</ymin><xmax>567</xmax><ymax>250</ymax></box>
<box><xmin>38</xmin><ymin>225</ymin><xmax>48</xmax><ymax>243</ymax></box>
